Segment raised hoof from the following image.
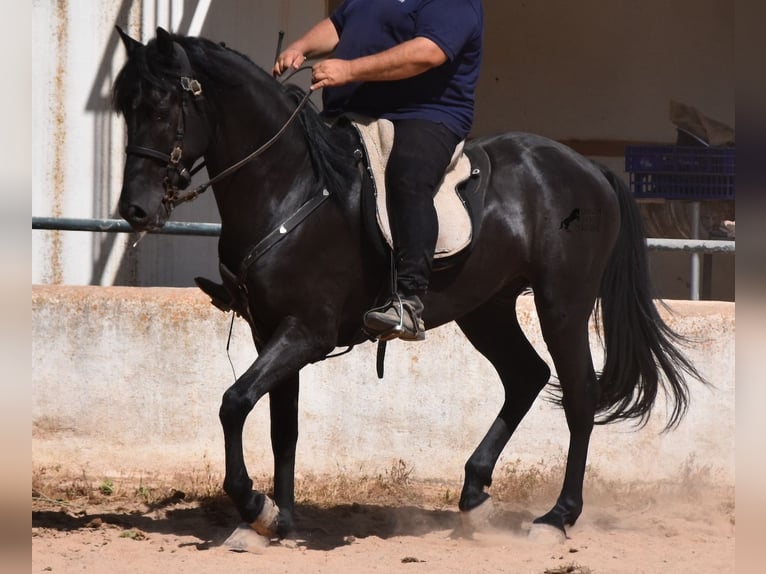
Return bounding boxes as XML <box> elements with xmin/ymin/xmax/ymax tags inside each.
<box><xmin>528</xmin><ymin>522</ymin><xmax>567</xmax><ymax>544</ymax></box>
<box><xmin>223</xmin><ymin>524</ymin><xmax>271</xmax><ymax>553</ymax></box>
<box><xmin>249</xmin><ymin>495</ymin><xmax>280</xmax><ymax>538</ymax></box>
<box><xmin>460</xmin><ymin>496</ymin><xmax>496</xmax><ymax>532</ymax></box>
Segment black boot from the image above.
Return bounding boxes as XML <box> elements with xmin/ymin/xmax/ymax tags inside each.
<box><xmin>363</xmin><ymin>294</ymin><xmax>425</xmax><ymax>341</ymax></box>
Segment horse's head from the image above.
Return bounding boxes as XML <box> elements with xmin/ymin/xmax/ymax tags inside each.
<box><xmin>114</xmin><ymin>27</ymin><xmax>209</xmax><ymax>231</ymax></box>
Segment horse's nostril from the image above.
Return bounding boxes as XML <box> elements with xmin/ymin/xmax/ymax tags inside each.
<box><xmin>126</xmin><ymin>204</ymin><xmax>148</xmax><ymax>223</ymax></box>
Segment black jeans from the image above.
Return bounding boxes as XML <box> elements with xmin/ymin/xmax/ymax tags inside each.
<box><xmin>386</xmin><ymin>119</ymin><xmax>462</xmax><ymax>296</ymax></box>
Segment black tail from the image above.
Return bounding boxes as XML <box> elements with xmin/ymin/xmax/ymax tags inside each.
<box><xmin>595</xmin><ymin>167</ymin><xmax>707</xmax><ymax>430</ymax></box>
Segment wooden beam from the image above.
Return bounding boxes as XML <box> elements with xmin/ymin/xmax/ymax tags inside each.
<box><xmin>556</xmin><ymin>139</ymin><xmax>671</xmax><ymax>157</ymax></box>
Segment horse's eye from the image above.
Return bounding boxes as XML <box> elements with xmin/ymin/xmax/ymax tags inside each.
<box><xmin>149</xmin><ymin>90</ymin><xmax>173</xmax><ymax>117</ymax></box>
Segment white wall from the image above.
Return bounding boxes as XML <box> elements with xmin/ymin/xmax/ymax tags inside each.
<box><xmin>32</xmin><ymin>286</ymin><xmax>735</xmax><ymax>486</ymax></box>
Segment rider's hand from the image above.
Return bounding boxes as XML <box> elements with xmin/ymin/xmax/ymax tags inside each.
<box><xmin>272</xmin><ymin>49</ymin><xmax>306</xmax><ymax>77</ymax></box>
<box><xmin>310</xmin><ymin>59</ymin><xmax>352</xmax><ymax>91</ymax></box>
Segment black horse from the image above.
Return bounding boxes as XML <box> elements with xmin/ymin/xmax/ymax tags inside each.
<box><xmin>114</xmin><ymin>28</ymin><xmax>703</xmax><ymax>539</ymax></box>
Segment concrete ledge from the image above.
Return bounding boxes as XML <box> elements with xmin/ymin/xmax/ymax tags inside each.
<box><xmin>32</xmin><ymin>285</ymin><xmax>734</xmax><ymax>485</ymax></box>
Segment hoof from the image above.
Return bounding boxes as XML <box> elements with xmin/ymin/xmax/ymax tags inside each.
<box><xmin>460</xmin><ymin>496</ymin><xmax>495</xmax><ymax>532</ymax></box>
<box><xmin>249</xmin><ymin>495</ymin><xmax>280</xmax><ymax>538</ymax></box>
<box><xmin>528</xmin><ymin>522</ymin><xmax>567</xmax><ymax>544</ymax></box>
<box><xmin>223</xmin><ymin>524</ymin><xmax>271</xmax><ymax>553</ymax></box>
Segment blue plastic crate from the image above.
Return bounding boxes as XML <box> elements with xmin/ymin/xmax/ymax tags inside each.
<box><xmin>625</xmin><ymin>145</ymin><xmax>735</xmax><ymax>200</ymax></box>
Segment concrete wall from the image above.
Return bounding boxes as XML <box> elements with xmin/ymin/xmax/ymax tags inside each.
<box><xmin>32</xmin><ymin>1</ymin><xmax>734</xmax><ymax>298</ymax></box>
<box><xmin>32</xmin><ymin>286</ymin><xmax>734</xmax><ymax>486</ymax></box>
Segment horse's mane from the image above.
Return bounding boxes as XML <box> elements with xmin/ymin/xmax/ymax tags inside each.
<box><xmin>283</xmin><ymin>85</ymin><xmax>358</xmax><ymax>197</ymax></box>
<box><xmin>113</xmin><ymin>34</ymin><xmax>358</xmax><ymax>197</ymax></box>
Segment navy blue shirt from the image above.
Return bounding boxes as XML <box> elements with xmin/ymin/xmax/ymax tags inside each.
<box><xmin>323</xmin><ymin>0</ymin><xmax>483</xmax><ymax>139</ymax></box>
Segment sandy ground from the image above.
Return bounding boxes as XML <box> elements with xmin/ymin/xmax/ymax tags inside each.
<box><xmin>32</xmin><ymin>478</ymin><xmax>734</xmax><ymax>574</ymax></box>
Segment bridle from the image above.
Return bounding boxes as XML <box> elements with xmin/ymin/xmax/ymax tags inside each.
<box><xmin>125</xmin><ymin>44</ymin><xmax>313</xmax><ymax>213</ymax></box>
<box><xmin>125</xmin><ymin>75</ymin><xmax>207</xmax><ymax>210</ymax></box>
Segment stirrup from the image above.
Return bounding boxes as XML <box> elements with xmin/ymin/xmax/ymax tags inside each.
<box><xmin>363</xmin><ymin>294</ymin><xmax>425</xmax><ymax>342</ymax></box>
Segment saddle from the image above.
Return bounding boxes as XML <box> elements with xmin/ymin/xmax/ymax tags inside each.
<box><xmin>351</xmin><ymin>116</ymin><xmax>490</xmax><ymax>269</ymax></box>
<box><xmin>194</xmin><ymin>118</ymin><xmax>491</xmax><ymax>316</ymax></box>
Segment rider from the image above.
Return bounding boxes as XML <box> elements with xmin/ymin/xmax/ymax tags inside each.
<box><xmin>273</xmin><ymin>0</ymin><xmax>484</xmax><ymax>341</ymax></box>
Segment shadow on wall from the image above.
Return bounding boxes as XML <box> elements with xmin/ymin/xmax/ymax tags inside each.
<box><xmin>85</xmin><ymin>0</ymin><xmax>218</xmax><ymax>287</ymax></box>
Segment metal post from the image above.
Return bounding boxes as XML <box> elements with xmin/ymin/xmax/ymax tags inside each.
<box><xmin>689</xmin><ymin>201</ymin><xmax>701</xmax><ymax>300</ymax></box>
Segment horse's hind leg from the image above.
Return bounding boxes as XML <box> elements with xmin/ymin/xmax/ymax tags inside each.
<box><xmin>456</xmin><ymin>296</ymin><xmax>551</xmax><ymax>513</ymax></box>
<box><xmin>533</xmin><ymin>297</ymin><xmax>599</xmax><ymax>534</ymax></box>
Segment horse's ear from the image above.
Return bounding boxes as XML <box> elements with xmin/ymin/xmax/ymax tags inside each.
<box><xmin>115</xmin><ymin>25</ymin><xmax>142</xmax><ymax>57</ymax></box>
<box><xmin>156</xmin><ymin>27</ymin><xmax>174</xmax><ymax>56</ymax></box>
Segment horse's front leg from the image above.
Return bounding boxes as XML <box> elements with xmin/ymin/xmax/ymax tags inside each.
<box><xmin>219</xmin><ymin>317</ymin><xmax>325</xmax><ymax>538</ymax></box>
<box><xmin>269</xmin><ymin>373</ymin><xmax>299</xmax><ymax>536</ymax></box>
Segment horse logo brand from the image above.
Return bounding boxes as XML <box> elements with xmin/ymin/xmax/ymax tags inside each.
<box><xmin>559</xmin><ymin>208</ymin><xmax>580</xmax><ymax>231</ymax></box>
<box><xmin>559</xmin><ymin>208</ymin><xmax>601</xmax><ymax>232</ymax></box>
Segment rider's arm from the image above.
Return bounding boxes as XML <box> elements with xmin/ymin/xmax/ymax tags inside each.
<box><xmin>346</xmin><ymin>37</ymin><xmax>447</xmax><ymax>82</ymax></box>
<box><xmin>310</xmin><ymin>36</ymin><xmax>447</xmax><ymax>90</ymax></box>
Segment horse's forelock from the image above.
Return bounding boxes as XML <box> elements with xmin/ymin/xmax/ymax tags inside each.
<box><xmin>113</xmin><ymin>41</ymin><xmax>178</xmax><ymax>114</ymax></box>
<box><xmin>114</xmin><ymin>32</ymin><xmax>270</xmax><ymax>115</ymax></box>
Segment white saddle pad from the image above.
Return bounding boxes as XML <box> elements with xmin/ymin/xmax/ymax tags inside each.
<box><xmin>351</xmin><ymin>116</ymin><xmax>472</xmax><ymax>259</ymax></box>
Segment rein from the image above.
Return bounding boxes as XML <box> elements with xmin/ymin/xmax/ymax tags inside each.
<box><xmin>170</xmin><ymin>86</ymin><xmax>313</xmax><ymax>207</ymax></box>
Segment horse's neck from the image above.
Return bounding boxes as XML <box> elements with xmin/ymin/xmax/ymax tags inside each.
<box><xmin>206</xmin><ymin>80</ymin><xmax>316</xmax><ymax>243</ymax></box>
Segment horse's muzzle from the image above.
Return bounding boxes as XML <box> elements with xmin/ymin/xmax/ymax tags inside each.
<box><xmin>119</xmin><ymin>196</ymin><xmax>169</xmax><ymax>232</ymax></box>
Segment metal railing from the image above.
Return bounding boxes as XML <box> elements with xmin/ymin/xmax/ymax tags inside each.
<box><xmin>645</xmin><ymin>237</ymin><xmax>734</xmax><ymax>254</ymax></box>
<box><xmin>33</xmin><ymin>217</ymin><xmax>735</xmax><ymax>300</ymax></box>
<box><xmin>32</xmin><ymin>216</ymin><xmax>221</xmax><ymax>237</ymax></box>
